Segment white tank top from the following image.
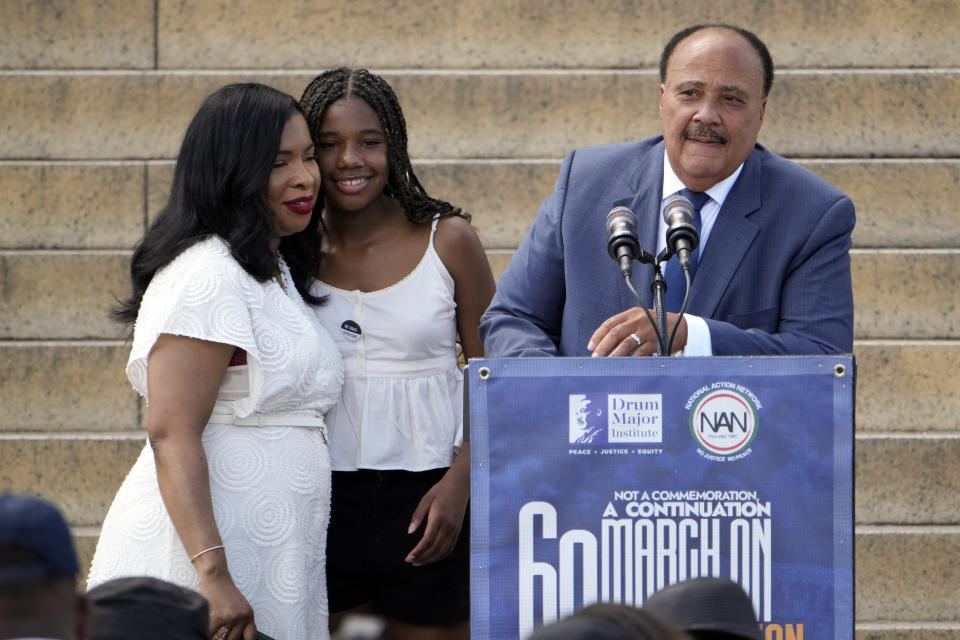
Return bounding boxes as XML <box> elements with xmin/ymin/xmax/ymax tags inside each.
<box><xmin>310</xmin><ymin>219</ymin><xmax>463</xmax><ymax>471</ymax></box>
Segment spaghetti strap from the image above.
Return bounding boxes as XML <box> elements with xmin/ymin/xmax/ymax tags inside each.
<box><xmin>428</xmin><ymin>215</ymin><xmax>440</xmax><ymax>249</ymax></box>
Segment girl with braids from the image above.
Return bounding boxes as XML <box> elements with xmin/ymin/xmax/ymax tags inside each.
<box><xmin>87</xmin><ymin>83</ymin><xmax>344</xmax><ymax>640</ymax></box>
<box><xmin>300</xmin><ymin>68</ymin><xmax>495</xmax><ymax>639</ymax></box>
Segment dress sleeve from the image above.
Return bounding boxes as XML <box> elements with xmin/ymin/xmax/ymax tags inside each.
<box><xmin>125</xmin><ymin>241</ymin><xmax>261</xmax><ymax>398</ymax></box>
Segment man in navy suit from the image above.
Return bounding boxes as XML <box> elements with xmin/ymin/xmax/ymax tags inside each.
<box><xmin>480</xmin><ymin>23</ymin><xmax>854</xmax><ymax>358</ymax></box>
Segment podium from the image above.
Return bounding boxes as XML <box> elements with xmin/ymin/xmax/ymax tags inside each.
<box><xmin>467</xmin><ymin>356</ymin><xmax>854</xmax><ymax>640</ymax></box>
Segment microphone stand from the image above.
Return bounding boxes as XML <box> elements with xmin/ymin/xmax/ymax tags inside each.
<box><xmin>654</xmin><ymin>249</ymin><xmax>693</xmax><ymax>356</ymax></box>
<box><xmin>620</xmin><ymin>246</ymin><xmax>669</xmax><ymax>356</ymax></box>
<box><xmin>620</xmin><ymin>247</ymin><xmax>687</xmax><ymax>357</ymax></box>
<box><xmin>650</xmin><ymin>264</ymin><xmax>669</xmax><ymax>356</ymax></box>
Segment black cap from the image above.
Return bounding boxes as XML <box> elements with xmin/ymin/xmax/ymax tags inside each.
<box><xmin>530</xmin><ymin>602</ymin><xmax>686</xmax><ymax>640</ymax></box>
<box><xmin>87</xmin><ymin>576</ymin><xmax>209</xmax><ymax>640</ymax></box>
<box><xmin>643</xmin><ymin>577</ymin><xmax>763</xmax><ymax>640</ymax></box>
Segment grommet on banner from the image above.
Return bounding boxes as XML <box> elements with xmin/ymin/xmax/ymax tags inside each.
<box><xmin>834</xmin><ymin>363</ymin><xmax>847</xmax><ymax>378</ymax></box>
<box><xmin>479</xmin><ymin>366</ymin><xmax>491</xmax><ymax>380</ymax></box>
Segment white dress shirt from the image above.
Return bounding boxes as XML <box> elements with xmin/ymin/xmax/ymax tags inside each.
<box><xmin>658</xmin><ymin>149</ymin><xmax>744</xmax><ymax>355</ymax></box>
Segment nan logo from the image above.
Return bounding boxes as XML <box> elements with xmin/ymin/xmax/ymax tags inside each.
<box><xmin>569</xmin><ymin>394</ymin><xmax>663</xmax><ymax>445</ymax></box>
<box><xmin>689</xmin><ymin>387</ymin><xmax>759</xmax><ymax>459</ymax></box>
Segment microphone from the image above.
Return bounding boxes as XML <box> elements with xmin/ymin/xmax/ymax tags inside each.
<box><xmin>662</xmin><ymin>194</ymin><xmax>700</xmax><ymax>271</ymax></box>
<box><xmin>606</xmin><ymin>206</ymin><xmax>640</xmax><ymax>277</ymax></box>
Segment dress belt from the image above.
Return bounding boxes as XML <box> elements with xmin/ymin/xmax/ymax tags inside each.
<box><xmin>208</xmin><ymin>411</ymin><xmax>327</xmax><ymax>443</ymax></box>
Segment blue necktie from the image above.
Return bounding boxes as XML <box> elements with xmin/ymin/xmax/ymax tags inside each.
<box><xmin>664</xmin><ymin>188</ymin><xmax>709</xmax><ymax>313</ymax></box>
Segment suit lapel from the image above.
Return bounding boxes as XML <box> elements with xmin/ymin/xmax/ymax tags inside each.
<box><xmin>618</xmin><ymin>141</ymin><xmax>665</xmax><ymax>311</ymax></box>
<box><xmin>688</xmin><ymin>147</ymin><xmax>763</xmax><ymax>318</ymax></box>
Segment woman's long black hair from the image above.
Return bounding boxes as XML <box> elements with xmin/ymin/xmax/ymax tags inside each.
<box><xmin>299</xmin><ymin>67</ymin><xmax>469</xmax><ymax>225</ymax></box>
<box><xmin>114</xmin><ymin>83</ymin><xmax>324</xmax><ymax>324</ymax></box>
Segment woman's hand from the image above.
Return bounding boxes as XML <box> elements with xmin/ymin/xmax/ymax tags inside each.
<box><xmin>404</xmin><ymin>478</ymin><xmax>468</xmax><ymax>566</ymax></box>
<box><xmin>196</xmin><ymin>555</ymin><xmax>257</xmax><ymax>640</ymax></box>
<box><xmin>404</xmin><ymin>444</ymin><xmax>471</xmax><ymax>566</ymax></box>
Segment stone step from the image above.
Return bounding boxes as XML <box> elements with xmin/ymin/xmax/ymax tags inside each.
<box><xmin>0</xmin><ymin>435</ymin><xmax>145</xmax><ymax>527</ymax></box>
<box><xmin>416</xmin><ymin>159</ymin><xmax>960</xmax><ymax>250</ymax></box>
<box><xmin>5</xmin><ymin>159</ymin><xmax>958</xmax><ymax>250</ymax></box>
<box><xmin>851</xmin><ymin>250</ymin><xmax>959</xmax><ymax>340</ymax></box>
<box><xmin>0</xmin><ymin>251</ymin><xmax>129</xmax><ymax>340</ymax></box>
<box><xmin>74</xmin><ymin>530</ymin><xmax>97</xmax><ymax>587</ymax></box>
<box><xmin>4</xmin><ymin>1</ymin><xmax>955</xmax><ymax>70</ymax></box>
<box><xmin>1</xmin><ymin>341</ymin><xmax>953</xmax><ymax>435</ymax></box>
<box><xmin>856</xmin><ymin>626</ymin><xmax>960</xmax><ymax>640</ymax></box>
<box><xmin>856</xmin><ymin>435</ymin><xmax>960</xmax><ymax>525</ymax></box>
<box><xmin>856</xmin><ymin>526</ymin><xmax>960</xmax><ymax>623</ymax></box>
<box><xmin>2</xmin><ymin>71</ymin><xmax>959</xmax><ymax>160</ymax></box>
<box><xmin>1</xmin><ymin>250</ymin><xmax>956</xmax><ymax>341</ymax></box>
<box><xmin>486</xmin><ymin>249</ymin><xmax>960</xmax><ymax>340</ymax></box>
<box><xmin>0</xmin><ymin>162</ymin><xmax>146</xmax><ymax>250</ymax></box>
<box><xmin>0</xmin><ymin>1</ymin><xmax>152</xmax><ymax>70</ymax></box>
<box><xmin>3</xmin><ymin>433</ymin><xmax>956</xmax><ymax>528</ymax></box>
<box><xmin>797</xmin><ymin>161</ymin><xmax>960</xmax><ymax>250</ymax></box>
<box><xmin>156</xmin><ymin>1</ymin><xmax>960</xmax><ymax>71</ymax></box>
<box><xmin>854</xmin><ymin>342</ymin><xmax>960</xmax><ymax>433</ymax></box>
<box><xmin>489</xmin><ymin>251</ymin><xmax>960</xmax><ymax>345</ymax></box>
<box><xmin>0</xmin><ymin>342</ymin><xmax>138</xmax><ymax>433</ymax></box>
<box><xmin>1</xmin><ymin>250</ymin><xmax>956</xmax><ymax>340</ymax></box>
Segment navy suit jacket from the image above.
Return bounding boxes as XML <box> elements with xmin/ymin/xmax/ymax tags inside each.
<box><xmin>479</xmin><ymin>136</ymin><xmax>855</xmax><ymax>357</ymax></box>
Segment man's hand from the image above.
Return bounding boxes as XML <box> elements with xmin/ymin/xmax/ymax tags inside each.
<box><xmin>587</xmin><ymin>307</ymin><xmax>688</xmax><ymax>357</ymax></box>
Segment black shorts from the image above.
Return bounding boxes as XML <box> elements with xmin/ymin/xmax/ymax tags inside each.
<box><xmin>326</xmin><ymin>468</ymin><xmax>470</xmax><ymax>625</ymax></box>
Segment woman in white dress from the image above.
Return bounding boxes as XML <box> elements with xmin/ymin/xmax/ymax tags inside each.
<box><xmin>87</xmin><ymin>83</ymin><xmax>343</xmax><ymax>640</ymax></box>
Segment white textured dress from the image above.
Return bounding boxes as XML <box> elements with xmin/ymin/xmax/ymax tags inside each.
<box><xmin>87</xmin><ymin>237</ymin><xmax>343</xmax><ymax>640</ymax></box>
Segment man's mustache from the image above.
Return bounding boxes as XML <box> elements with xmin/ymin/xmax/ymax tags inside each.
<box><xmin>683</xmin><ymin>126</ymin><xmax>727</xmax><ymax>144</ymax></box>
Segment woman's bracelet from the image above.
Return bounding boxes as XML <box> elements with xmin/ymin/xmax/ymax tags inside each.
<box><xmin>189</xmin><ymin>544</ymin><xmax>225</xmax><ymax>563</ymax></box>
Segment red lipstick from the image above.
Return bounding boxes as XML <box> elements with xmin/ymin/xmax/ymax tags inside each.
<box><xmin>283</xmin><ymin>196</ymin><xmax>314</xmax><ymax>215</ymax></box>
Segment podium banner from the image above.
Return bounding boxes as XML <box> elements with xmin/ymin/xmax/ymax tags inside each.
<box><xmin>468</xmin><ymin>356</ymin><xmax>854</xmax><ymax>640</ymax></box>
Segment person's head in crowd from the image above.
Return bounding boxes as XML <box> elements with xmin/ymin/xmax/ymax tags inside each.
<box><xmin>299</xmin><ymin>67</ymin><xmax>468</xmax><ymax>228</ymax></box>
<box><xmin>0</xmin><ymin>493</ymin><xmax>91</xmax><ymax>640</ymax></box>
<box><xmin>527</xmin><ymin>602</ymin><xmax>691</xmax><ymax>640</ymax></box>
<box><xmin>114</xmin><ymin>82</ymin><xmax>324</xmax><ymax>325</ymax></box>
<box><xmin>642</xmin><ymin>577</ymin><xmax>763</xmax><ymax>640</ymax></box>
<box><xmin>86</xmin><ymin>577</ymin><xmax>208</xmax><ymax>640</ymax></box>
<box><xmin>658</xmin><ymin>24</ymin><xmax>773</xmax><ymax>192</ymax></box>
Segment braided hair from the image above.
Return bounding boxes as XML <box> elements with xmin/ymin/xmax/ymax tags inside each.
<box><xmin>300</xmin><ymin>68</ymin><xmax>469</xmax><ymax>225</ymax></box>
